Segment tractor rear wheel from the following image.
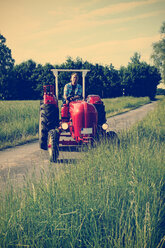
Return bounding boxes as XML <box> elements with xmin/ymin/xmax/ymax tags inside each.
<box><xmin>94</xmin><ymin>104</ymin><xmax>106</xmax><ymax>126</ymax></box>
<box><xmin>39</xmin><ymin>111</ymin><xmax>47</xmax><ymax>150</ymax></box>
<box><xmin>48</xmin><ymin>129</ymin><xmax>59</xmax><ymax>163</ymax></box>
<box><xmin>39</xmin><ymin>103</ymin><xmax>59</xmax><ymax>150</ymax></box>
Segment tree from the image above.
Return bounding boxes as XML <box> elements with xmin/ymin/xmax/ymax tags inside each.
<box><xmin>0</xmin><ymin>33</ymin><xmax>15</xmax><ymax>99</ymax></box>
<box><xmin>119</xmin><ymin>53</ymin><xmax>161</xmax><ymax>100</ymax></box>
<box><xmin>130</xmin><ymin>52</ymin><xmax>141</xmax><ymax>64</ymax></box>
<box><xmin>13</xmin><ymin>60</ymin><xmax>41</xmax><ymax>100</ymax></box>
<box><xmin>103</xmin><ymin>64</ymin><xmax>121</xmax><ymax>97</ymax></box>
<box><xmin>35</xmin><ymin>63</ymin><xmax>55</xmax><ymax>99</ymax></box>
<box><xmin>151</xmin><ymin>21</ymin><xmax>165</xmax><ymax>84</ymax></box>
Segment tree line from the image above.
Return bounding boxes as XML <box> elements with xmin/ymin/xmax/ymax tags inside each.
<box><xmin>1</xmin><ymin>21</ymin><xmax>165</xmax><ymax>101</ymax></box>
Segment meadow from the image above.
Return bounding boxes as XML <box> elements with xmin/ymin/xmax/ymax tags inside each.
<box><xmin>0</xmin><ymin>101</ymin><xmax>39</xmax><ymax>149</ymax></box>
<box><xmin>0</xmin><ymin>96</ymin><xmax>151</xmax><ymax>150</ymax></box>
<box><xmin>0</xmin><ymin>97</ymin><xmax>164</xmax><ymax>247</ymax></box>
<box><xmin>103</xmin><ymin>96</ymin><xmax>151</xmax><ymax>117</ymax></box>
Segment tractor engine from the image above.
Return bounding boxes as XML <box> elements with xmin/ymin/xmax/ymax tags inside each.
<box><xmin>69</xmin><ymin>101</ymin><xmax>98</xmax><ymax>143</ymax></box>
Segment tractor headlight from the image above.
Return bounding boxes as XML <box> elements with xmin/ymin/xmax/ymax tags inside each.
<box><xmin>61</xmin><ymin>122</ymin><xmax>69</xmax><ymax>130</ymax></box>
<box><xmin>102</xmin><ymin>123</ymin><xmax>109</xmax><ymax>130</ymax></box>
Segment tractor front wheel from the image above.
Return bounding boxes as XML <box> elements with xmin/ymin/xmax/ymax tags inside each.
<box><xmin>48</xmin><ymin>129</ymin><xmax>59</xmax><ymax>163</ymax></box>
<box><xmin>106</xmin><ymin>131</ymin><xmax>120</xmax><ymax>146</ymax></box>
<box><xmin>98</xmin><ymin>129</ymin><xmax>120</xmax><ymax>145</ymax></box>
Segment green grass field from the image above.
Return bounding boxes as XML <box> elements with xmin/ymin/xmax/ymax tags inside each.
<box><xmin>0</xmin><ymin>97</ymin><xmax>164</xmax><ymax>247</ymax></box>
<box><xmin>103</xmin><ymin>96</ymin><xmax>151</xmax><ymax>117</ymax></box>
<box><xmin>0</xmin><ymin>101</ymin><xmax>40</xmax><ymax>149</ymax></box>
<box><xmin>0</xmin><ymin>96</ymin><xmax>151</xmax><ymax>150</ymax></box>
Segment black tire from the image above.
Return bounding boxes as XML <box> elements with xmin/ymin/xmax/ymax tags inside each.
<box><xmin>48</xmin><ymin>129</ymin><xmax>59</xmax><ymax>163</ymax></box>
<box><xmin>106</xmin><ymin>131</ymin><xmax>120</xmax><ymax>146</ymax></box>
<box><xmin>40</xmin><ymin>100</ymin><xmax>44</xmax><ymax>106</ymax></box>
<box><xmin>96</xmin><ymin>129</ymin><xmax>119</xmax><ymax>145</ymax></box>
<box><xmin>39</xmin><ymin>104</ymin><xmax>59</xmax><ymax>150</ymax></box>
<box><xmin>95</xmin><ymin>126</ymin><xmax>105</xmax><ymax>141</ymax></box>
<box><xmin>94</xmin><ymin>104</ymin><xmax>106</xmax><ymax>126</ymax></box>
<box><xmin>39</xmin><ymin>111</ymin><xmax>47</xmax><ymax>150</ymax></box>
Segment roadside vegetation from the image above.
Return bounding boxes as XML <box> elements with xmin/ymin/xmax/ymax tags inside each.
<box><xmin>0</xmin><ymin>101</ymin><xmax>39</xmax><ymax>149</ymax></box>
<box><xmin>103</xmin><ymin>96</ymin><xmax>150</xmax><ymax>117</ymax></box>
<box><xmin>0</xmin><ymin>97</ymin><xmax>164</xmax><ymax>247</ymax></box>
<box><xmin>0</xmin><ymin>96</ymin><xmax>152</xmax><ymax>150</ymax></box>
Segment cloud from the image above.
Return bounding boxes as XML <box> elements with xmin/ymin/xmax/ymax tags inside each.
<box><xmin>98</xmin><ymin>10</ymin><xmax>165</xmax><ymax>26</ymax></box>
<box><xmin>5</xmin><ymin>0</ymin><xmax>164</xmax><ymax>67</ymax></box>
<box><xmin>49</xmin><ymin>34</ymin><xmax>160</xmax><ymax>67</ymax></box>
<box><xmin>82</xmin><ymin>0</ymin><xmax>164</xmax><ymax>19</ymax></box>
<box><xmin>47</xmin><ymin>0</ymin><xmax>165</xmax><ymax>30</ymax></box>
<box><xmin>12</xmin><ymin>33</ymin><xmax>160</xmax><ymax>67</ymax></box>
<box><xmin>26</xmin><ymin>9</ymin><xmax>165</xmax><ymax>41</ymax></box>
<box><xmin>61</xmin><ymin>34</ymin><xmax>160</xmax><ymax>55</ymax></box>
<box><xmin>5</xmin><ymin>0</ymin><xmax>163</xmax><ymax>44</ymax></box>
<box><xmin>49</xmin><ymin>0</ymin><xmax>164</xmax><ymax>19</ymax></box>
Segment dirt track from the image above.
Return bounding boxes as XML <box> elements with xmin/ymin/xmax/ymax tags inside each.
<box><xmin>0</xmin><ymin>102</ymin><xmax>157</xmax><ymax>189</ymax></box>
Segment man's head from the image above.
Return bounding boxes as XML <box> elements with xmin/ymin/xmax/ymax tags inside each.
<box><xmin>71</xmin><ymin>73</ymin><xmax>78</xmax><ymax>85</ymax></box>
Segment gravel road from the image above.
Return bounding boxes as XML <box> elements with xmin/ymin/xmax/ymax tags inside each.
<box><xmin>0</xmin><ymin>102</ymin><xmax>157</xmax><ymax>189</ymax></box>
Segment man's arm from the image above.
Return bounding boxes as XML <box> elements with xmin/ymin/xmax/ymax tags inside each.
<box><xmin>63</xmin><ymin>84</ymin><xmax>70</xmax><ymax>105</ymax></box>
<box><xmin>69</xmin><ymin>95</ymin><xmax>80</xmax><ymax>101</ymax></box>
<box><xmin>63</xmin><ymin>84</ymin><xmax>68</xmax><ymax>99</ymax></box>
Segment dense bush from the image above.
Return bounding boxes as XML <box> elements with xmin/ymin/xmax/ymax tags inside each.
<box><xmin>119</xmin><ymin>53</ymin><xmax>161</xmax><ymax>100</ymax></box>
<box><xmin>2</xmin><ymin>56</ymin><xmax>161</xmax><ymax>100</ymax></box>
<box><xmin>0</xmin><ymin>32</ymin><xmax>161</xmax><ymax>100</ymax></box>
<box><xmin>157</xmin><ymin>88</ymin><xmax>165</xmax><ymax>95</ymax></box>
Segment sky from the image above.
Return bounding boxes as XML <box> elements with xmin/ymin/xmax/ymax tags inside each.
<box><xmin>1</xmin><ymin>0</ymin><xmax>165</xmax><ymax>69</ymax></box>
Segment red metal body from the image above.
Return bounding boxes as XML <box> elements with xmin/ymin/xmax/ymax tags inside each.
<box><xmin>86</xmin><ymin>95</ymin><xmax>103</xmax><ymax>104</ymax></box>
<box><xmin>43</xmin><ymin>85</ymin><xmax>58</xmax><ymax>106</ymax></box>
<box><xmin>61</xmin><ymin>104</ymin><xmax>69</xmax><ymax>122</ymax></box>
<box><xmin>69</xmin><ymin>100</ymin><xmax>97</xmax><ymax>142</ymax></box>
<box><xmin>59</xmin><ymin>100</ymin><xmax>98</xmax><ymax>145</ymax></box>
<box><xmin>43</xmin><ymin>85</ymin><xmax>101</xmax><ymax>146</ymax></box>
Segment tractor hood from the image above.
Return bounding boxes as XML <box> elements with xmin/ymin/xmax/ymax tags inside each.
<box><xmin>69</xmin><ymin>100</ymin><xmax>98</xmax><ymax>142</ymax></box>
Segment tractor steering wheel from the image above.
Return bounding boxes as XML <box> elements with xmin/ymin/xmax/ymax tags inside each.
<box><xmin>67</xmin><ymin>95</ymin><xmax>81</xmax><ymax>102</ymax></box>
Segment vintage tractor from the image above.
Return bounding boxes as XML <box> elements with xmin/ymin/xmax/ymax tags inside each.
<box><xmin>39</xmin><ymin>69</ymin><xmax>118</xmax><ymax>162</ymax></box>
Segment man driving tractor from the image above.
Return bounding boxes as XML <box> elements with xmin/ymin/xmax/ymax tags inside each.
<box><xmin>39</xmin><ymin>68</ymin><xmax>118</xmax><ymax>162</ymax></box>
<box><xmin>63</xmin><ymin>73</ymin><xmax>82</xmax><ymax>105</ymax></box>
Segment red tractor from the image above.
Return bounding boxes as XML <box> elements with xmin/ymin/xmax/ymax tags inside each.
<box><xmin>39</xmin><ymin>69</ymin><xmax>118</xmax><ymax>162</ymax></box>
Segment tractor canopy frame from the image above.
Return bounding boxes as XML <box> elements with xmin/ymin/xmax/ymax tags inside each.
<box><xmin>51</xmin><ymin>69</ymin><xmax>90</xmax><ymax>100</ymax></box>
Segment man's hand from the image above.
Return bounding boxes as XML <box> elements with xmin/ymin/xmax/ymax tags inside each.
<box><xmin>66</xmin><ymin>95</ymin><xmax>80</xmax><ymax>104</ymax></box>
<box><xmin>67</xmin><ymin>96</ymin><xmax>75</xmax><ymax>101</ymax></box>
<box><xmin>71</xmin><ymin>95</ymin><xmax>80</xmax><ymax>101</ymax></box>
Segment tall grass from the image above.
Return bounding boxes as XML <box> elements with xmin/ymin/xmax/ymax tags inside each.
<box><xmin>0</xmin><ymin>101</ymin><xmax>40</xmax><ymax>149</ymax></box>
<box><xmin>0</xmin><ymin>97</ymin><xmax>151</xmax><ymax>150</ymax></box>
<box><xmin>0</xmin><ymin>98</ymin><xmax>164</xmax><ymax>247</ymax></box>
<box><xmin>103</xmin><ymin>96</ymin><xmax>151</xmax><ymax>117</ymax></box>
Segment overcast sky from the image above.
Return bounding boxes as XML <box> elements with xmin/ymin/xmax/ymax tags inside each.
<box><xmin>1</xmin><ymin>0</ymin><xmax>165</xmax><ymax>68</ymax></box>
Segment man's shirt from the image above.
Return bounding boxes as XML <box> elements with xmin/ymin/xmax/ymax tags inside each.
<box><xmin>63</xmin><ymin>83</ymin><xmax>82</xmax><ymax>98</ymax></box>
